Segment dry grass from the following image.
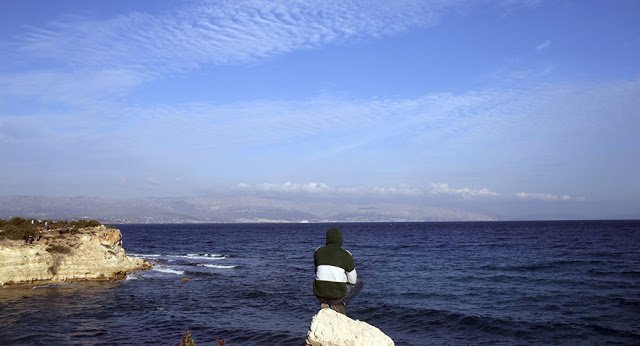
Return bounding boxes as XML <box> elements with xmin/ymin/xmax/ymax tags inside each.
<box><xmin>178</xmin><ymin>330</ymin><xmax>226</xmax><ymax>346</ymax></box>
<box><xmin>179</xmin><ymin>330</ymin><xmax>196</xmax><ymax>346</ymax></box>
<box><xmin>0</xmin><ymin>217</ymin><xmax>104</xmax><ymax>240</ymax></box>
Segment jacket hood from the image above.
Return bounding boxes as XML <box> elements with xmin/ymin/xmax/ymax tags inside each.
<box><xmin>325</xmin><ymin>228</ymin><xmax>343</xmax><ymax>246</ymax></box>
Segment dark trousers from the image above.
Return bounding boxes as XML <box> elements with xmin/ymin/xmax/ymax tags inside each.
<box><xmin>317</xmin><ymin>280</ymin><xmax>364</xmax><ymax>315</ymax></box>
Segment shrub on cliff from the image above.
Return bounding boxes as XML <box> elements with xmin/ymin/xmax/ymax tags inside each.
<box><xmin>0</xmin><ymin>217</ymin><xmax>104</xmax><ymax>240</ymax></box>
<box><xmin>48</xmin><ymin>219</ymin><xmax>102</xmax><ymax>229</ymax></box>
<box><xmin>69</xmin><ymin>219</ymin><xmax>102</xmax><ymax>228</ymax></box>
<box><xmin>0</xmin><ymin>217</ymin><xmax>39</xmax><ymax>240</ymax></box>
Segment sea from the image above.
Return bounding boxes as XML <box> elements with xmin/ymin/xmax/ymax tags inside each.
<box><xmin>1</xmin><ymin>221</ymin><xmax>639</xmax><ymax>345</ymax></box>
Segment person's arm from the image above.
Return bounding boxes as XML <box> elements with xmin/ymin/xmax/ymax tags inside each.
<box><xmin>346</xmin><ymin>268</ymin><xmax>357</xmax><ymax>284</ymax></box>
<box><xmin>314</xmin><ymin>250</ymin><xmax>320</xmax><ymax>276</ymax></box>
<box><xmin>345</xmin><ymin>250</ymin><xmax>357</xmax><ymax>284</ymax></box>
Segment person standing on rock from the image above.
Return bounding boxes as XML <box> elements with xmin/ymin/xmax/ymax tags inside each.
<box><xmin>313</xmin><ymin>227</ymin><xmax>363</xmax><ymax>315</ymax></box>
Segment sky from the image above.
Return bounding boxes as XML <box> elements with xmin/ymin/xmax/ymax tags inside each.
<box><xmin>1</xmin><ymin>0</ymin><xmax>639</xmax><ymax>220</ymax></box>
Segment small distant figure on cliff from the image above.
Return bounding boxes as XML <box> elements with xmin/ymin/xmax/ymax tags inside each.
<box><xmin>44</xmin><ymin>221</ymin><xmax>49</xmax><ymax>231</ymax></box>
<box><xmin>313</xmin><ymin>227</ymin><xmax>363</xmax><ymax>315</ymax></box>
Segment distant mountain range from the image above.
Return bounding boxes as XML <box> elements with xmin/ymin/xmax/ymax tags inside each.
<box><xmin>0</xmin><ymin>195</ymin><xmax>493</xmax><ymax>223</ymax></box>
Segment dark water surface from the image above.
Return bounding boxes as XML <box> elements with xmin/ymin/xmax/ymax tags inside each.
<box><xmin>1</xmin><ymin>221</ymin><xmax>639</xmax><ymax>345</ymax></box>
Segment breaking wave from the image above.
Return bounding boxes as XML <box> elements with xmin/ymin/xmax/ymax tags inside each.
<box><xmin>197</xmin><ymin>264</ymin><xmax>237</xmax><ymax>269</ymax></box>
<box><xmin>152</xmin><ymin>266</ymin><xmax>184</xmax><ymax>275</ymax></box>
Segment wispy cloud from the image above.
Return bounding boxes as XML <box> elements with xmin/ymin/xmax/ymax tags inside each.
<box><xmin>256</xmin><ymin>181</ymin><xmax>330</xmax><ymax>193</ymax></box>
<box><xmin>236</xmin><ymin>182</ymin><xmax>422</xmax><ymax>196</ymax></box>
<box><xmin>429</xmin><ymin>183</ymin><xmax>498</xmax><ymax>199</ymax></box>
<box><xmin>0</xmin><ymin>0</ymin><xmax>546</xmax><ymax>107</ymax></box>
<box><xmin>536</xmin><ymin>39</ymin><xmax>551</xmax><ymax>52</ymax></box>
<box><xmin>237</xmin><ymin>181</ymin><xmax>506</xmax><ymax>199</ymax></box>
<box><xmin>1</xmin><ymin>1</ymin><xmax>453</xmax><ymax>107</ymax></box>
<box><xmin>494</xmin><ymin>0</ymin><xmax>542</xmax><ymax>16</ymax></box>
<box><xmin>12</xmin><ymin>1</ymin><xmax>449</xmax><ymax>74</ymax></box>
<box><xmin>0</xmin><ymin>68</ymin><xmax>146</xmax><ymax>106</ymax></box>
<box><xmin>372</xmin><ymin>184</ymin><xmax>424</xmax><ymax>196</ymax></box>
<box><xmin>2</xmin><ymin>77</ymin><xmax>639</xmax><ymax>193</ymax></box>
<box><xmin>100</xmin><ymin>87</ymin><xmax>533</xmax><ymax>152</ymax></box>
<box><xmin>516</xmin><ymin>192</ymin><xmax>586</xmax><ymax>201</ymax></box>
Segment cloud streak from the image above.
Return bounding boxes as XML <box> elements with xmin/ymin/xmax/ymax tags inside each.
<box><xmin>516</xmin><ymin>192</ymin><xmax>585</xmax><ymax>201</ymax></box>
<box><xmin>96</xmin><ymin>77</ymin><xmax>639</xmax><ymax>157</ymax></box>
<box><xmin>0</xmin><ymin>0</ymin><xmax>544</xmax><ymax>106</ymax></box>
<box><xmin>236</xmin><ymin>182</ymin><xmax>421</xmax><ymax>195</ymax></box>
<box><xmin>1</xmin><ymin>0</ymin><xmax>638</xmax><ymax>214</ymax></box>
<box><xmin>536</xmin><ymin>39</ymin><xmax>551</xmax><ymax>52</ymax></box>
<box><xmin>2</xmin><ymin>77</ymin><xmax>639</xmax><ymax>202</ymax></box>
<box><xmin>235</xmin><ymin>181</ymin><xmax>582</xmax><ymax>203</ymax></box>
<box><xmin>429</xmin><ymin>183</ymin><xmax>498</xmax><ymax>199</ymax></box>
<box><xmin>0</xmin><ymin>68</ymin><xmax>145</xmax><ymax>106</ymax></box>
<box><xmin>1</xmin><ymin>0</ymin><xmax>461</xmax><ymax>107</ymax></box>
<box><xmin>13</xmin><ymin>1</ymin><xmax>449</xmax><ymax>74</ymax></box>
<box><xmin>251</xmin><ymin>181</ymin><xmax>330</xmax><ymax>193</ymax></box>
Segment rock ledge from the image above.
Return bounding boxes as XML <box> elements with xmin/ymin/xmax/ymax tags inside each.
<box><xmin>306</xmin><ymin>308</ymin><xmax>394</xmax><ymax>346</ymax></box>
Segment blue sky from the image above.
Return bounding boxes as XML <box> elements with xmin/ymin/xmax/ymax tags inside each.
<box><xmin>1</xmin><ymin>0</ymin><xmax>639</xmax><ymax>219</ymax></box>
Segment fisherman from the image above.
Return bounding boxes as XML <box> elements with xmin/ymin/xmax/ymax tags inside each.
<box><xmin>313</xmin><ymin>227</ymin><xmax>363</xmax><ymax>315</ymax></box>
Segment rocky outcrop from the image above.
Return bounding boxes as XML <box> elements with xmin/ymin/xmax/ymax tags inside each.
<box><xmin>306</xmin><ymin>308</ymin><xmax>394</xmax><ymax>346</ymax></box>
<box><xmin>0</xmin><ymin>225</ymin><xmax>150</xmax><ymax>287</ymax></box>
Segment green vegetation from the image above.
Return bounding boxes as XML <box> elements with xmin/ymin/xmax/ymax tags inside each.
<box><xmin>0</xmin><ymin>217</ymin><xmax>103</xmax><ymax>240</ymax></box>
<box><xmin>0</xmin><ymin>217</ymin><xmax>39</xmax><ymax>240</ymax></box>
<box><xmin>48</xmin><ymin>219</ymin><xmax>102</xmax><ymax>229</ymax></box>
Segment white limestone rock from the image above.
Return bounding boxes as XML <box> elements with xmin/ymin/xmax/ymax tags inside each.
<box><xmin>0</xmin><ymin>225</ymin><xmax>151</xmax><ymax>287</ymax></box>
<box><xmin>306</xmin><ymin>308</ymin><xmax>394</xmax><ymax>346</ymax></box>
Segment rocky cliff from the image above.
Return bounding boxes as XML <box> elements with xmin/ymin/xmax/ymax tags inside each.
<box><xmin>0</xmin><ymin>225</ymin><xmax>150</xmax><ymax>287</ymax></box>
<box><xmin>306</xmin><ymin>308</ymin><xmax>394</xmax><ymax>346</ymax></box>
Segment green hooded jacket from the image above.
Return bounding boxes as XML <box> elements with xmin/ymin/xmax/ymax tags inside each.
<box><xmin>313</xmin><ymin>228</ymin><xmax>357</xmax><ymax>299</ymax></box>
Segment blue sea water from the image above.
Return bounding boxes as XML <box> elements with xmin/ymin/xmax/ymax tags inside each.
<box><xmin>1</xmin><ymin>221</ymin><xmax>639</xmax><ymax>345</ymax></box>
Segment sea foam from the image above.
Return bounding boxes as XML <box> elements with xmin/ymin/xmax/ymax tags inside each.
<box><xmin>168</xmin><ymin>254</ymin><xmax>226</xmax><ymax>260</ymax></box>
<box><xmin>197</xmin><ymin>264</ymin><xmax>237</xmax><ymax>269</ymax></box>
<box><xmin>152</xmin><ymin>266</ymin><xmax>184</xmax><ymax>275</ymax></box>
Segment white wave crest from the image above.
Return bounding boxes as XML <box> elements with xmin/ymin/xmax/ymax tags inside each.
<box><xmin>187</xmin><ymin>253</ymin><xmax>223</xmax><ymax>257</ymax></box>
<box><xmin>187</xmin><ymin>253</ymin><xmax>225</xmax><ymax>259</ymax></box>
<box><xmin>152</xmin><ymin>266</ymin><xmax>184</xmax><ymax>275</ymax></box>
<box><xmin>197</xmin><ymin>264</ymin><xmax>237</xmax><ymax>269</ymax></box>
<box><xmin>168</xmin><ymin>254</ymin><xmax>226</xmax><ymax>260</ymax></box>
